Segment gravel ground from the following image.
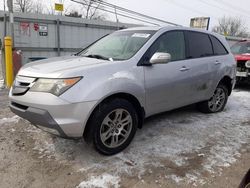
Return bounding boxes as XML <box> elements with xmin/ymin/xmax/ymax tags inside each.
<box><xmin>0</xmin><ymin>85</ymin><xmax>249</xmax><ymax>188</ymax></box>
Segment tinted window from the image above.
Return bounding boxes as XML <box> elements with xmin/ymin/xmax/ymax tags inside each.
<box><xmin>147</xmin><ymin>31</ymin><xmax>186</xmax><ymax>61</ymax></box>
<box><xmin>187</xmin><ymin>32</ymin><xmax>213</xmax><ymax>58</ymax></box>
<box><xmin>210</xmin><ymin>35</ymin><xmax>228</xmax><ymax>55</ymax></box>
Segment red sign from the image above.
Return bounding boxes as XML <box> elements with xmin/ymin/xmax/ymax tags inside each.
<box><xmin>34</xmin><ymin>23</ymin><xmax>39</xmax><ymax>31</ymax></box>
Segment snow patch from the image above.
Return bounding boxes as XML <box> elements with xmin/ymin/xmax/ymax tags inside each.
<box><xmin>76</xmin><ymin>173</ymin><xmax>120</xmax><ymax>188</ymax></box>
<box><xmin>167</xmin><ymin>174</ymin><xmax>183</xmax><ymax>183</ymax></box>
<box><xmin>33</xmin><ymin>138</ymin><xmax>56</xmax><ymax>159</ymax></box>
<box><xmin>174</xmin><ymin>158</ymin><xmax>186</xmax><ymax>166</ymax></box>
<box><xmin>0</xmin><ymin>115</ymin><xmax>20</xmax><ymax>125</ymax></box>
<box><xmin>0</xmin><ymin>79</ymin><xmax>4</xmax><ymax>89</ymax></box>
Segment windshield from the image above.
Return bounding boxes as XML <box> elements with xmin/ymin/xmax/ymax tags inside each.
<box><xmin>231</xmin><ymin>42</ymin><xmax>250</xmax><ymax>55</ymax></box>
<box><xmin>78</xmin><ymin>30</ymin><xmax>156</xmax><ymax>61</ymax></box>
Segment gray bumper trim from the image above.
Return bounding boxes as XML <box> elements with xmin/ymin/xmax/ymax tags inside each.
<box><xmin>10</xmin><ymin>103</ymin><xmax>68</xmax><ymax>138</ymax></box>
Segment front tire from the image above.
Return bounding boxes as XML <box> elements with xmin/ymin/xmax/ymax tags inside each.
<box><xmin>198</xmin><ymin>84</ymin><xmax>228</xmax><ymax>113</ymax></box>
<box><xmin>89</xmin><ymin>98</ymin><xmax>138</xmax><ymax>155</ymax></box>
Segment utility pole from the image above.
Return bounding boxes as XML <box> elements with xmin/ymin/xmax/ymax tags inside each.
<box><xmin>59</xmin><ymin>0</ymin><xmax>63</xmax><ymax>16</ymax></box>
<box><xmin>3</xmin><ymin>0</ymin><xmax>7</xmax><ymax>37</ymax></box>
<box><xmin>114</xmin><ymin>6</ymin><xmax>119</xmax><ymax>30</ymax></box>
<box><xmin>4</xmin><ymin>0</ymin><xmax>6</xmax><ymax>11</ymax></box>
<box><xmin>7</xmin><ymin>0</ymin><xmax>14</xmax><ymax>47</ymax></box>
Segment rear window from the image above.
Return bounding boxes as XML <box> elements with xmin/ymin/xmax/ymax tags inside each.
<box><xmin>187</xmin><ymin>31</ymin><xmax>213</xmax><ymax>58</ymax></box>
<box><xmin>210</xmin><ymin>35</ymin><xmax>228</xmax><ymax>55</ymax></box>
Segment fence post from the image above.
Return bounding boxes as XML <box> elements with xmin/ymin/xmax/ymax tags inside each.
<box><xmin>56</xmin><ymin>19</ymin><xmax>61</xmax><ymax>56</ymax></box>
<box><xmin>4</xmin><ymin>36</ymin><xmax>13</xmax><ymax>88</ymax></box>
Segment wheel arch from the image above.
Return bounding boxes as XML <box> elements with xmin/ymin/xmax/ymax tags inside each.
<box><xmin>218</xmin><ymin>76</ymin><xmax>233</xmax><ymax>96</ymax></box>
<box><xmin>83</xmin><ymin>92</ymin><xmax>145</xmax><ymax>142</ymax></box>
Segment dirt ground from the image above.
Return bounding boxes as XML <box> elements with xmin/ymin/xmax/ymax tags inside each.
<box><xmin>0</xmin><ymin>85</ymin><xmax>249</xmax><ymax>188</ymax></box>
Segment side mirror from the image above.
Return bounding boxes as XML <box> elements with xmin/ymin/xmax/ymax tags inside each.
<box><xmin>150</xmin><ymin>52</ymin><xmax>171</xmax><ymax>64</ymax></box>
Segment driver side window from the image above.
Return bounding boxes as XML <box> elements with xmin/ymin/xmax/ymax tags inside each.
<box><xmin>147</xmin><ymin>31</ymin><xmax>186</xmax><ymax>62</ymax></box>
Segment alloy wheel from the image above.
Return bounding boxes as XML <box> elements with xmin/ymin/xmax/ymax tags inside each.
<box><xmin>208</xmin><ymin>87</ymin><xmax>226</xmax><ymax>112</ymax></box>
<box><xmin>100</xmin><ymin>109</ymin><xmax>132</xmax><ymax>148</ymax></box>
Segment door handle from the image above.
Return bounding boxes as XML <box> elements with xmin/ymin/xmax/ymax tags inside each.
<box><xmin>214</xmin><ymin>61</ymin><xmax>221</xmax><ymax>65</ymax></box>
<box><xmin>179</xmin><ymin>66</ymin><xmax>190</xmax><ymax>72</ymax></box>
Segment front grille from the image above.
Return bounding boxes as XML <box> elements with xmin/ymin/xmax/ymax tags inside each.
<box><xmin>237</xmin><ymin>60</ymin><xmax>248</xmax><ymax>72</ymax></box>
<box><xmin>12</xmin><ymin>76</ymin><xmax>37</xmax><ymax>96</ymax></box>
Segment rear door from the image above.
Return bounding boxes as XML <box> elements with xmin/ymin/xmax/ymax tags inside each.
<box><xmin>208</xmin><ymin>35</ymin><xmax>230</xmax><ymax>94</ymax></box>
<box><xmin>184</xmin><ymin>31</ymin><xmax>215</xmax><ymax>101</ymax></box>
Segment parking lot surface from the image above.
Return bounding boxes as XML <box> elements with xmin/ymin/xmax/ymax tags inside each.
<box><xmin>0</xmin><ymin>86</ymin><xmax>249</xmax><ymax>188</ymax></box>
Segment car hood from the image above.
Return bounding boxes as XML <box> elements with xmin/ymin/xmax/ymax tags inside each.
<box><xmin>234</xmin><ymin>54</ymin><xmax>250</xmax><ymax>61</ymax></box>
<box><xmin>18</xmin><ymin>56</ymin><xmax>110</xmax><ymax>78</ymax></box>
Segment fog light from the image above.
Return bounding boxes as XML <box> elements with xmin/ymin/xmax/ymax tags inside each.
<box><xmin>246</xmin><ymin>60</ymin><xmax>250</xmax><ymax>68</ymax></box>
<box><xmin>36</xmin><ymin>125</ymin><xmax>60</xmax><ymax>135</ymax></box>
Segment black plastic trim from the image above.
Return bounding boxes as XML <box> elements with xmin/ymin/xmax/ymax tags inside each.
<box><xmin>12</xmin><ymin>86</ymin><xmax>29</xmax><ymax>96</ymax></box>
<box><xmin>11</xmin><ymin>102</ymin><xmax>28</xmax><ymax>110</ymax></box>
<box><xmin>10</xmin><ymin>103</ymin><xmax>68</xmax><ymax>138</ymax></box>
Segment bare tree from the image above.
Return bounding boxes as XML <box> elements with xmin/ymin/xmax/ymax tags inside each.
<box><xmin>212</xmin><ymin>16</ymin><xmax>249</xmax><ymax>37</ymax></box>
<box><xmin>45</xmin><ymin>3</ymin><xmax>56</xmax><ymax>15</ymax></box>
<box><xmin>14</xmin><ymin>0</ymin><xmax>33</xmax><ymax>13</ymax></box>
<box><xmin>14</xmin><ymin>0</ymin><xmax>46</xmax><ymax>14</ymax></box>
<box><xmin>65</xmin><ymin>10</ymin><xmax>82</xmax><ymax>18</ymax></box>
<box><xmin>32</xmin><ymin>1</ymin><xmax>45</xmax><ymax>14</ymax></box>
<box><xmin>71</xmin><ymin>0</ymin><xmax>106</xmax><ymax>19</ymax></box>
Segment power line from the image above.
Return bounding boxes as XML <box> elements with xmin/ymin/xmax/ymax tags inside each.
<box><xmin>218</xmin><ymin>0</ymin><xmax>250</xmax><ymax>14</ymax></box>
<box><xmin>70</xmin><ymin>0</ymin><xmax>180</xmax><ymax>26</ymax></box>
<box><xmin>70</xmin><ymin>0</ymin><xmax>161</xmax><ymax>26</ymax></box>
<box><xmin>70</xmin><ymin>0</ymin><xmax>159</xmax><ymax>25</ymax></box>
<box><xmin>92</xmin><ymin>0</ymin><xmax>180</xmax><ymax>26</ymax></box>
<box><xmin>163</xmin><ymin>0</ymin><xmax>219</xmax><ymax>20</ymax></box>
<box><xmin>199</xmin><ymin>0</ymin><xmax>250</xmax><ymax>20</ymax></box>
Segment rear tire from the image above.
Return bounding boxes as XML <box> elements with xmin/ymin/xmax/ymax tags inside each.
<box><xmin>198</xmin><ymin>84</ymin><xmax>228</xmax><ymax>113</ymax></box>
<box><xmin>88</xmin><ymin>98</ymin><xmax>138</xmax><ymax>155</ymax></box>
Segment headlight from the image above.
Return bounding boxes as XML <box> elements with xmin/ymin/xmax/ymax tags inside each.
<box><xmin>246</xmin><ymin>60</ymin><xmax>250</xmax><ymax>68</ymax></box>
<box><xmin>30</xmin><ymin>77</ymin><xmax>81</xmax><ymax>96</ymax></box>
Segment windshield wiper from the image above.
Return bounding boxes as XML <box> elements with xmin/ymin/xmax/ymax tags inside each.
<box><xmin>84</xmin><ymin>54</ymin><xmax>110</xmax><ymax>61</ymax></box>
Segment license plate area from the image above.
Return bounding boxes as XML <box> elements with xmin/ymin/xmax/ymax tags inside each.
<box><xmin>236</xmin><ymin>71</ymin><xmax>248</xmax><ymax>77</ymax></box>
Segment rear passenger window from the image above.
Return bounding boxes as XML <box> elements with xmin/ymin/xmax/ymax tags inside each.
<box><xmin>187</xmin><ymin>31</ymin><xmax>213</xmax><ymax>58</ymax></box>
<box><xmin>210</xmin><ymin>35</ymin><xmax>228</xmax><ymax>55</ymax></box>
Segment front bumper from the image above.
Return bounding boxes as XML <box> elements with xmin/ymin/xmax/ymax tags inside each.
<box><xmin>10</xmin><ymin>104</ymin><xmax>67</xmax><ymax>137</ymax></box>
<box><xmin>9</xmin><ymin>90</ymin><xmax>97</xmax><ymax>138</ymax></box>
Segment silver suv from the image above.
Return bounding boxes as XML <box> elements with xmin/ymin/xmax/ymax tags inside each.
<box><xmin>9</xmin><ymin>26</ymin><xmax>236</xmax><ymax>155</ymax></box>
